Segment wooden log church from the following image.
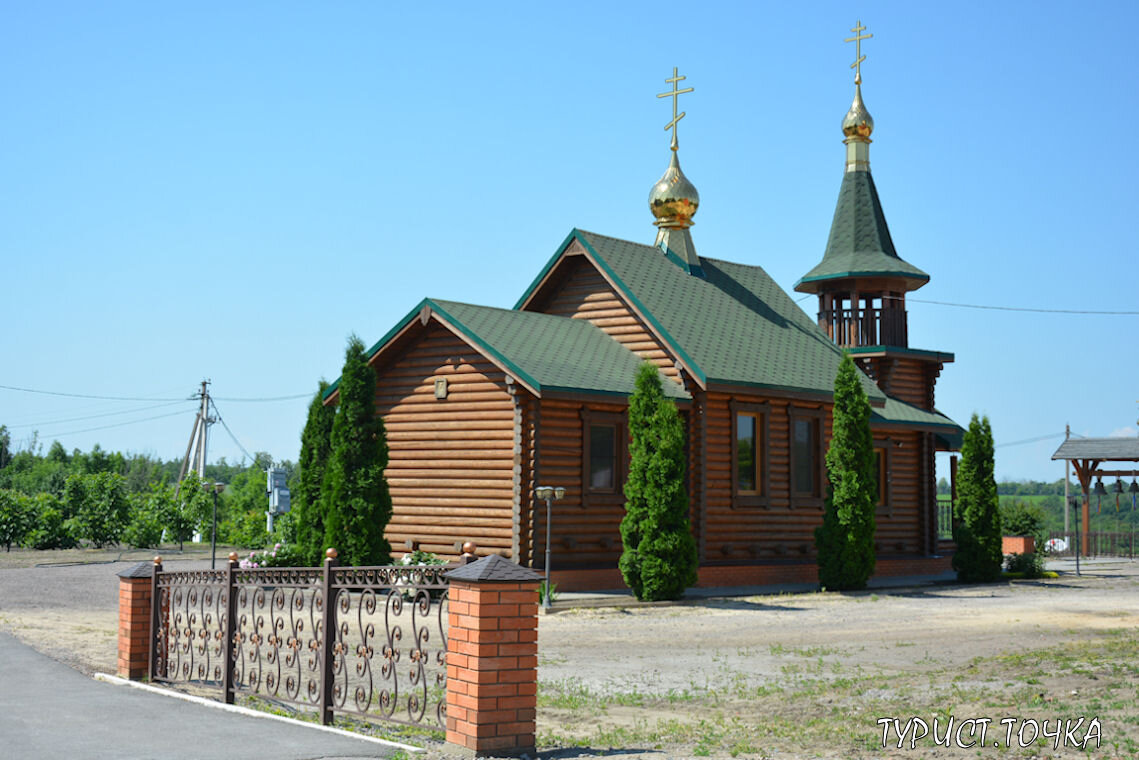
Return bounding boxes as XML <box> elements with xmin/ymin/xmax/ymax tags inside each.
<box><xmin>326</xmin><ymin>44</ymin><xmax>964</xmax><ymax>590</ymax></box>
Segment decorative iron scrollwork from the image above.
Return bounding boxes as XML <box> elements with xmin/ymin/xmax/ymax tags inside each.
<box><xmin>153</xmin><ymin>562</ymin><xmax>447</xmax><ymax>729</ymax></box>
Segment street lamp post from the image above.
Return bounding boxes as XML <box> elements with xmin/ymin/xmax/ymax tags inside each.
<box><xmin>206</xmin><ymin>482</ymin><xmax>225</xmax><ymax>569</ymax></box>
<box><xmin>535</xmin><ymin>485</ymin><xmax>566</xmax><ymax>612</ymax></box>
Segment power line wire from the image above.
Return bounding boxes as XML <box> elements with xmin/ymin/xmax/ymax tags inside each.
<box><xmin>4</xmin><ymin>400</ymin><xmax>194</xmax><ymax>429</ymax></box>
<box><xmin>213</xmin><ymin>393</ymin><xmax>312</xmax><ymax>402</ymax></box>
<box><xmin>995</xmin><ymin>432</ymin><xmax>1066</xmax><ymax>449</ymax></box>
<box><xmin>0</xmin><ymin>382</ymin><xmax>312</xmax><ymax>407</ymax></box>
<box><xmin>35</xmin><ymin>409</ymin><xmax>193</xmax><ymax>439</ymax></box>
<box><xmin>908</xmin><ymin>299</ymin><xmax>1139</xmax><ymax>316</ymax></box>
<box><xmin>0</xmin><ymin>384</ymin><xmax>188</xmax><ymax>402</ymax></box>
<box><xmin>209</xmin><ymin>399</ymin><xmax>256</xmax><ymax>464</ymax></box>
<box><xmin>793</xmin><ymin>292</ymin><xmax>1138</xmax><ymax>315</ymax></box>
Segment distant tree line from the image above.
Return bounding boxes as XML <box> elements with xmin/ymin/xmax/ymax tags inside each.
<box><xmin>0</xmin><ymin>424</ymin><xmax>293</xmax><ymax>552</ymax></box>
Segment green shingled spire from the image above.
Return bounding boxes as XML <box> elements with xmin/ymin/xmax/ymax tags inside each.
<box><xmin>794</xmin><ymin>170</ymin><xmax>929</xmax><ymax>293</ymax></box>
<box><xmin>794</xmin><ymin>60</ymin><xmax>928</xmax><ymax>294</ymax></box>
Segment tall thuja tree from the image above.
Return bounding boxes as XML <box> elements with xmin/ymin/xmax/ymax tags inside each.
<box><xmin>619</xmin><ymin>363</ymin><xmax>697</xmax><ymax>601</ymax></box>
<box><xmin>814</xmin><ymin>354</ymin><xmax>877</xmax><ymax>590</ymax></box>
<box><xmin>952</xmin><ymin>414</ymin><xmax>1002</xmax><ymax>582</ymax></box>
<box><xmin>293</xmin><ymin>381</ymin><xmax>335</xmax><ymax>564</ymax></box>
<box><xmin>322</xmin><ymin>336</ymin><xmax>392</xmax><ymax>566</ymax></box>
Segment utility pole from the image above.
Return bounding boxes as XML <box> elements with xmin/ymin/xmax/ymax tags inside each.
<box><xmin>175</xmin><ymin>380</ymin><xmax>217</xmax><ymax>497</ymax></box>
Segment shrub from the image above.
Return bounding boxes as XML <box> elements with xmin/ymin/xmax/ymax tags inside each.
<box><xmin>0</xmin><ymin>489</ymin><xmax>32</xmax><ymax>551</ymax></box>
<box><xmin>123</xmin><ymin>492</ymin><xmax>165</xmax><ymax>549</ymax></box>
<box><xmin>322</xmin><ymin>336</ymin><xmax>393</xmax><ymax>566</ymax></box>
<box><xmin>239</xmin><ymin>542</ymin><xmax>307</xmax><ymax>569</ymax></box>
<box><xmin>1004</xmin><ymin>551</ymin><xmax>1046</xmax><ymax>579</ymax></box>
<box><xmin>25</xmin><ymin>494</ymin><xmax>77</xmax><ymax>550</ymax></box>
<box><xmin>619</xmin><ymin>363</ymin><xmax>697</xmax><ymax>601</ymax></box>
<box><xmin>952</xmin><ymin>414</ymin><xmax>1003</xmax><ymax>583</ymax></box>
<box><xmin>63</xmin><ymin>472</ymin><xmax>130</xmax><ymax>547</ymax></box>
<box><xmin>224</xmin><ymin>507</ymin><xmax>269</xmax><ymax>550</ymax></box>
<box><xmin>1000</xmin><ymin>499</ymin><xmax>1047</xmax><ymax>552</ymax></box>
<box><xmin>294</xmin><ymin>382</ymin><xmax>335</xmax><ymax>565</ymax></box>
<box><xmin>400</xmin><ymin>549</ymin><xmax>445</xmax><ymax>566</ymax></box>
<box><xmin>815</xmin><ymin>354</ymin><xmax>877</xmax><ymax>590</ymax></box>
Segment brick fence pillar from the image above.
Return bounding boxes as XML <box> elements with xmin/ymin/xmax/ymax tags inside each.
<box><xmin>116</xmin><ymin>558</ymin><xmax>159</xmax><ymax>679</ymax></box>
<box><xmin>445</xmin><ymin>554</ymin><xmax>543</xmax><ymax>757</ymax></box>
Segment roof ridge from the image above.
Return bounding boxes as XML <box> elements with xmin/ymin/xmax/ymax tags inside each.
<box><xmin>431</xmin><ymin>297</ymin><xmax>589</xmax><ymax>322</ymax></box>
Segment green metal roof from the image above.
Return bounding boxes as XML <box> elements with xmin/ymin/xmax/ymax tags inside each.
<box><xmin>846</xmin><ymin>345</ymin><xmax>955</xmax><ymax>363</ymax></box>
<box><xmin>336</xmin><ymin>297</ymin><xmax>688</xmax><ymax>401</ymax></box>
<box><xmin>872</xmin><ymin>398</ymin><xmax>964</xmax><ymax>450</ymax></box>
<box><xmin>794</xmin><ymin>171</ymin><xmax>929</xmax><ymax>292</ymax></box>
<box><xmin>333</xmin><ymin>226</ymin><xmax>959</xmax><ymax>444</ymax></box>
<box><xmin>427</xmin><ymin>299</ymin><xmax>689</xmax><ymax>399</ymax></box>
<box><xmin>547</xmin><ymin>229</ymin><xmax>886</xmax><ymax>401</ymax></box>
<box><xmin>872</xmin><ymin>397</ymin><xmax>960</xmax><ymax>430</ymax></box>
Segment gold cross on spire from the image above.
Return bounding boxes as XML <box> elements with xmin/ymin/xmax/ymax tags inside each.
<box><xmin>844</xmin><ymin>20</ymin><xmax>872</xmax><ymax>83</ymax></box>
<box><xmin>657</xmin><ymin>67</ymin><xmax>694</xmax><ymax>150</ymax></box>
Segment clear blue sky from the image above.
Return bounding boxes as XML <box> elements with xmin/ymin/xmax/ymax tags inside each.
<box><xmin>1</xmin><ymin>1</ymin><xmax>1135</xmax><ymax>482</ymax></box>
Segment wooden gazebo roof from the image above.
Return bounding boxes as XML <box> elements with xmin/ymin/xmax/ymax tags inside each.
<box><xmin>1051</xmin><ymin>436</ymin><xmax>1139</xmax><ymax>490</ymax></box>
<box><xmin>1051</xmin><ymin>436</ymin><xmax>1139</xmax><ymax>556</ymax></box>
<box><xmin>1052</xmin><ymin>437</ymin><xmax>1139</xmax><ymax>463</ymax></box>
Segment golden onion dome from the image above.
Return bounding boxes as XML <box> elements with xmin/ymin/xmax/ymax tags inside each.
<box><xmin>841</xmin><ymin>77</ymin><xmax>874</xmax><ymax>139</ymax></box>
<box><xmin>648</xmin><ymin>147</ymin><xmax>699</xmax><ymax>228</ymax></box>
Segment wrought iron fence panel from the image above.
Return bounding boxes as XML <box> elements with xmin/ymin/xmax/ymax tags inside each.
<box><xmin>151</xmin><ymin>561</ymin><xmax>448</xmax><ymax>730</ymax></box>
<box><xmin>329</xmin><ymin>582</ymin><xmax>449</xmax><ymax>728</ymax></box>
<box><xmin>231</xmin><ymin>569</ymin><xmax>325</xmax><ymax>707</ymax></box>
<box><xmin>153</xmin><ymin>570</ymin><xmax>228</xmax><ymax>686</ymax></box>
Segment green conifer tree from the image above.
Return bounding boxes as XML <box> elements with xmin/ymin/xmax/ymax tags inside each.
<box><xmin>322</xmin><ymin>336</ymin><xmax>392</xmax><ymax>566</ymax></box>
<box><xmin>619</xmin><ymin>363</ymin><xmax>697</xmax><ymax>601</ymax></box>
<box><xmin>814</xmin><ymin>354</ymin><xmax>877</xmax><ymax>590</ymax></box>
<box><xmin>293</xmin><ymin>381</ymin><xmax>336</xmax><ymax>564</ymax></box>
<box><xmin>952</xmin><ymin>414</ymin><xmax>1002</xmax><ymax>582</ymax></box>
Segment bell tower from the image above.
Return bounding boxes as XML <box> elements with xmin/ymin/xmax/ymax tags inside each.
<box><xmin>795</xmin><ymin>21</ymin><xmax>951</xmax><ymax>412</ymax></box>
<box><xmin>794</xmin><ymin>21</ymin><xmax>929</xmax><ymax>349</ymax></box>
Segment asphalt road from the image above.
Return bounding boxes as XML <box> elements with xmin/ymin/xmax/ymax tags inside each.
<box><xmin>0</xmin><ymin>632</ymin><xmax>401</xmax><ymax>760</ymax></box>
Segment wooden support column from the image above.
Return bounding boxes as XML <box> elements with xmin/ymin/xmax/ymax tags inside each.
<box><xmin>1071</xmin><ymin>459</ymin><xmax>1098</xmax><ymax>557</ymax></box>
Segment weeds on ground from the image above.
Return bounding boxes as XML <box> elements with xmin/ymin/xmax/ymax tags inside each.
<box><xmin>537</xmin><ymin>627</ymin><xmax>1139</xmax><ymax>757</ymax></box>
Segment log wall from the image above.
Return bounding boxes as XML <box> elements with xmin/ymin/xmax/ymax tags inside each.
<box><xmin>372</xmin><ymin>323</ymin><xmax>520</xmax><ymax>561</ymax></box>
<box><xmin>702</xmin><ymin>391</ymin><xmax>932</xmax><ymax>562</ymax></box>
<box><xmin>702</xmin><ymin>392</ymin><xmax>830</xmax><ymax>562</ymax></box>
<box><xmin>875</xmin><ymin>429</ymin><xmax>926</xmax><ymax>556</ymax></box>
<box><xmin>533</xmin><ymin>256</ymin><xmax>681</xmax><ymax>383</ymax></box>
<box><xmin>530</xmin><ymin>398</ymin><xmax>628</xmax><ymax>569</ymax></box>
<box><xmin>858</xmin><ymin>356</ymin><xmax>936</xmax><ymax>410</ymax></box>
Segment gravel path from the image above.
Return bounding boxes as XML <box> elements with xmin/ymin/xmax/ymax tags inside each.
<box><xmin>537</xmin><ymin>561</ymin><xmax>1139</xmax><ymax>693</ymax></box>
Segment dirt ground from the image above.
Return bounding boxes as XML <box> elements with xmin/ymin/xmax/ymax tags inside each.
<box><xmin>2</xmin><ymin>549</ymin><xmax>1137</xmax><ymax>759</ymax></box>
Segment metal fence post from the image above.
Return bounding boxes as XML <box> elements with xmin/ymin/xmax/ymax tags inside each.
<box><xmin>223</xmin><ymin>552</ymin><xmax>239</xmax><ymax>704</ymax></box>
<box><xmin>148</xmin><ymin>556</ymin><xmax>163</xmax><ymax>681</ymax></box>
<box><xmin>319</xmin><ymin>548</ymin><xmax>339</xmax><ymax>726</ymax></box>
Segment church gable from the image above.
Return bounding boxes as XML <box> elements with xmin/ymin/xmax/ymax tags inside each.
<box><xmin>518</xmin><ymin>239</ymin><xmax>684</xmax><ymax>386</ymax></box>
<box><xmin>370</xmin><ymin>318</ymin><xmax>520</xmax><ymax>560</ymax></box>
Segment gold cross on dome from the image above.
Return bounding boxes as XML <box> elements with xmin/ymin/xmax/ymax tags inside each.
<box><xmin>657</xmin><ymin>67</ymin><xmax>694</xmax><ymax>148</ymax></box>
<box><xmin>845</xmin><ymin>20</ymin><xmax>873</xmax><ymax>81</ymax></box>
